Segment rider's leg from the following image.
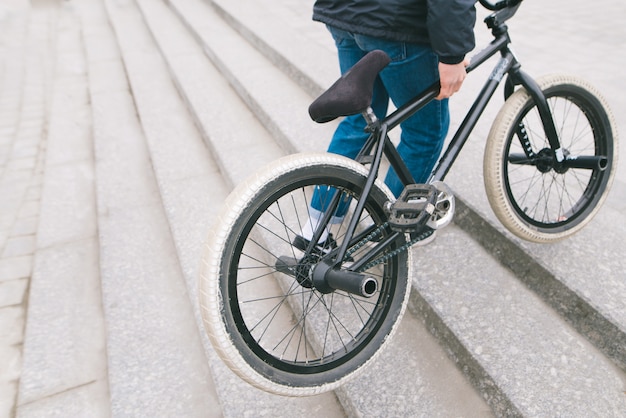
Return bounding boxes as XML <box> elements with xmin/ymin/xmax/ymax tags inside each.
<box><xmin>371</xmin><ymin>44</ymin><xmax>446</xmax><ymax>245</ymax></box>
<box><xmin>367</xmin><ymin>41</ymin><xmax>449</xmax><ymax>197</ymax></box>
<box><xmin>302</xmin><ymin>28</ymin><xmax>449</xmax><ymax>243</ymax></box>
<box><xmin>303</xmin><ymin>27</ymin><xmax>389</xmax><ymax>243</ymax></box>
<box><xmin>383</xmin><ymin>101</ymin><xmax>449</xmax><ymax>196</ymax></box>
<box><xmin>324</xmin><ymin>30</ymin><xmax>449</xmax><ymax>198</ymax></box>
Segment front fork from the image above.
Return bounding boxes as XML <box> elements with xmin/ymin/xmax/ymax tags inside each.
<box><xmin>504</xmin><ymin>68</ymin><xmax>564</xmax><ymax>163</ymax></box>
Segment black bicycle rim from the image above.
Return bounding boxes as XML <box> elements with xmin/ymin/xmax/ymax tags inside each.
<box><xmin>504</xmin><ymin>87</ymin><xmax>612</xmax><ymax>232</ymax></box>
<box><xmin>224</xmin><ymin>174</ymin><xmax>400</xmax><ymax>376</ymax></box>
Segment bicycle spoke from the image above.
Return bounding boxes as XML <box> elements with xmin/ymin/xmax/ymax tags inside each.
<box><xmin>208</xmin><ymin>158</ymin><xmax>407</xmax><ymax>379</ymax></box>
<box><xmin>497</xmin><ymin>78</ymin><xmax>613</xmax><ymax>235</ymax></box>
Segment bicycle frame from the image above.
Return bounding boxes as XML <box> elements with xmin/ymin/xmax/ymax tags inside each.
<box><xmin>310</xmin><ymin>5</ymin><xmax>563</xmax><ymax>269</ymax></box>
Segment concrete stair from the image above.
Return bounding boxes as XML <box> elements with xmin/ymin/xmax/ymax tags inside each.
<box><xmin>0</xmin><ymin>1</ymin><xmax>56</xmax><ymax>416</ymax></box>
<box><xmin>13</xmin><ymin>0</ymin><xmax>626</xmax><ymax>416</ymax></box>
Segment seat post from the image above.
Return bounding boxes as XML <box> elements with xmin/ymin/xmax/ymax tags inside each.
<box><xmin>361</xmin><ymin>106</ymin><xmax>379</xmax><ymax>129</ymax></box>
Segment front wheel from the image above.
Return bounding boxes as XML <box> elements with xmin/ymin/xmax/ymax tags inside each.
<box><xmin>484</xmin><ymin>74</ymin><xmax>618</xmax><ymax>243</ymax></box>
<box><xmin>199</xmin><ymin>153</ymin><xmax>411</xmax><ymax>396</ymax></box>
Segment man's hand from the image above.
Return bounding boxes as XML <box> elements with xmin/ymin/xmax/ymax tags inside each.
<box><xmin>437</xmin><ymin>59</ymin><xmax>470</xmax><ymax>100</ymax></box>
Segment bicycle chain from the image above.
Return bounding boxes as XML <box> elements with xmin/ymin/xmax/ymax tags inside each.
<box><xmin>343</xmin><ymin>222</ymin><xmax>433</xmax><ymax>272</ymax></box>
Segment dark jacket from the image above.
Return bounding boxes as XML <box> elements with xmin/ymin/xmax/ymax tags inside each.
<box><xmin>313</xmin><ymin>0</ymin><xmax>476</xmax><ymax>64</ymax></box>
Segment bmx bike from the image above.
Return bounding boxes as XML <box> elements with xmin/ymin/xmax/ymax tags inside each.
<box><xmin>198</xmin><ymin>0</ymin><xmax>618</xmax><ymax>396</ymax></box>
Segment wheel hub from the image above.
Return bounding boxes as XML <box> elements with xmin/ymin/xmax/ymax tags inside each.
<box><xmin>295</xmin><ymin>254</ymin><xmax>318</xmax><ymax>289</ymax></box>
<box><xmin>535</xmin><ymin>148</ymin><xmax>554</xmax><ymax>173</ymax></box>
<box><xmin>535</xmin><ymin>148</ymin><xmax>571</xmax><ymax>174</ymax></box>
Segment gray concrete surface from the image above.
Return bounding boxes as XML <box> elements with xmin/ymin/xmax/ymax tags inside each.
<box><xmin>1</xmin><ymin>0</ymin><xmax>625</xmax><ymax>417</ymax></box>
<box><xmin>104</xmin><ymin>0</ymin><xmax>347</xmax><ymax>415</ymax></box>
<box><xmin>83</xmin><ymin>0</ymin><xmax>222</xmax><ymax>415</ymax></box>
<box><xmin>1</xmin><ymin>0</ymin><xmax>59</xmax><ymax>416</ymax></box>
<box><xmin>16</xmin><ymin>3</ymin><xmax>109</xmax><ymax>414</ymax></box>
<box><xmin>175</xmin><ymin>0</ymin><xmax>626</xmax><ymax>414</ymax></box>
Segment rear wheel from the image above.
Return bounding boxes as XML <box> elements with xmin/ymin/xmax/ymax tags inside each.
<box><xmin>199</xmin><ymin>153</ymin><xmax>410</xmax><ymax>396</ymax></box>
<box><xmin>484</xmin><ymin>74</ymin><xmax>618</xmax><ymax>242</ymax></box>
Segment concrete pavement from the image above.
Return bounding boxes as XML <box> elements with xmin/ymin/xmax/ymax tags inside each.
<box><xmin>1</xmin><ymin>0</ymin><xmax>56</xmax><ymax>415</ymax></box>
<box><xmin>1</xmin><ymin>0</ymin><xmax>625</xmax><ymax>416</ymax></box>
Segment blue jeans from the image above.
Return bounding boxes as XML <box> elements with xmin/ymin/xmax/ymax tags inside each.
<box><xmin>311</xmin><ymin>26</ymin><xmax>450</xmax><ymax>221</ymax></box>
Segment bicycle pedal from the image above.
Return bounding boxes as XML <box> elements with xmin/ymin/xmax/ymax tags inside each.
<box><xmin>428</xmin><ymin>181</ymin><xmax>455</xmax><ymax>230</ymax></box>
<box><xmin>387</xmin><ymin>184</ymin><xmax>437</xmax><ymax>233</ymax></box>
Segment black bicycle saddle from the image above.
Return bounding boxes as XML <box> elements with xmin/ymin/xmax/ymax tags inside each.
<box><xmin>308</xmin><ymin>50</ymin><xmax>391</xmax><ymax>123</ymax></box>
